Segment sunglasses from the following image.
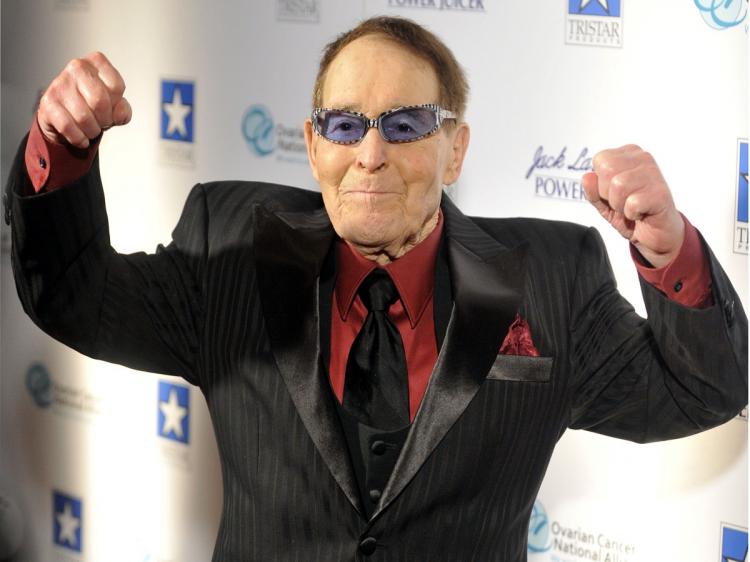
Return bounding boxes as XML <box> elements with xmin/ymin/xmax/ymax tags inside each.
<box><xmin>311</xmin><ymin>104</ymin><xmax>457</xmax><ymax>145</ymax></box>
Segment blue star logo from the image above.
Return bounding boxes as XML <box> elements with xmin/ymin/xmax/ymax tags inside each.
<box><xmin>157</xmin><ymin>381</ymin><xmax>190</xmax><ymax>444</ymax></box>
<box><xmin>570</xmin><ymin>0</ymin><xmax>621</xmax><ymax>17</ymax></box>
<box><xmin>161</xmin><ymin>80</ymin><xmax>194</xmax><ymax>142</ymax></box>
<box><xmin>738</xmin><ymin>141</ymin><xmax>748</xmax><ymax>224</ymax></box>
<box><xmin>53</xmin><ymin>491</ymin><xmax>83</xmax><ymax>553</ymax></box>
<box><xmin>721</xmin><ymin>524</ymin><xmax>748</xmax><ymax>562</ymax></box>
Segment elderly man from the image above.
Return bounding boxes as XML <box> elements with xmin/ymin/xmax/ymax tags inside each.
<box><xmin>5</xmin><ymin>16</ymin><xmax>747</xmax><ymax>562</ymax></box>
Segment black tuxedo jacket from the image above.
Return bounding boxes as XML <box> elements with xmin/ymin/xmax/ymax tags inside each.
<box><xmin>6</xmin><ymin>140</ymin><xmax>748</xmax><ymax>561</ymax></box>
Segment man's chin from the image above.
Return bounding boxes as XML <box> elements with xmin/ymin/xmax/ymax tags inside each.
<box><xmin>335</xmin><ymin>220</ymin><xmax>404</xmax><ymax>251</ymax></box>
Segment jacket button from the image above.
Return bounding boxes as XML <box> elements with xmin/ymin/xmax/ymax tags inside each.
<box><xmin>724</xmin><ymin>298</ymin><xmax>735</xmax><ymax>327</ymax></box>
<box><xmin>359</xmin><ymin>537</ymin><xmax>377</xmax><ymax>555</ymax></box>
<box><xmin>371</xmin><ymin>440</ymin><xmax>386</xmax><ymax>455</ymax></box>
<box><xmin>369</xmin><ymin>488</ymin><xmax>382</xmax><ymax>502</ymax></box>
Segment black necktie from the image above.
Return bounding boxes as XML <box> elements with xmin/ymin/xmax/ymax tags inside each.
<box><xmin>343</xmin><ymin>268</ymin><xmax>409</xmax><ymax>430</ymax></box>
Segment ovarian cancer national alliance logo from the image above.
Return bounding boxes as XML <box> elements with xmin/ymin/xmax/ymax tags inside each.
<box><xmin>528</xmin><ymin>500</ymin><xmax>552</xmax><ymax>553</ymax></box>
<box><xmin>241</xmin><ymin>104</ymin><xmax>307</xmax><ymax>163</ymax></box>
<box><xmin>566</xmin><ymin>0</ymin><xmax>623</xmax><ymax>47</ymax></box>
<box><xmin>26</xmin><ymin>362</ymin><xmax>53</xmax><ymax>408</ymax></box>
<box><xmin>242</xmin><ymin>104</ymin><xmax>276</xmax><ymax>156</ymax></box>
<box><xmin>695</xmin><ymin>0</ymin><xmax>748</xmax><ymax>30</ymax></box>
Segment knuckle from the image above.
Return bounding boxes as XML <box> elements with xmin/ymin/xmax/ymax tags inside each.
<box><xmin>58</xmin><ymin>120</ymin><xmax>79</xmax><ymax>139</ymax></box>
<box><xmin>38</xmin><ymin>92</ymin><xmax>55</xmax><ymax>112</ymax></box>
<box><xmin>90</xmin><ymin>94</ymin><xmax>111</xmax><ymax>115</ymax></box>
<box><xmin>65</xmin><ymin>58</ymin><xmax>86</xmax><ymax>75</ymax></box>
<box><xmin>88</xmin><ymin>50</ymin><xmax>107</xmax><ymax>63</ymax></box>
<box><xmin>73</xmin><ymin>107</ymin><xmax>92</xmax><ymax>127</ymax></box>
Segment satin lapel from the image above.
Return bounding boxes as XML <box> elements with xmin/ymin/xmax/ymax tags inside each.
<box><xmin>373</xmin><ymin>195</ymin><xmax>527</xmax><ymax>520</ymax></box>
<box><xmin>253</xmin><ymin>204</ymin><xmax>363</xmax><ymax>516</ymax></box>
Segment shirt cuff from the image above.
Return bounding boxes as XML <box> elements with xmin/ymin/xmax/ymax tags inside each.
<box><xmin>24</xmin><ymin>117</ymin><xmax>100</xmax><ymax>194</ymax></box>
<box><xmin>630</xmin><ymin>214</ymin><xmax>712</xmax><ymax>309</ymax></box>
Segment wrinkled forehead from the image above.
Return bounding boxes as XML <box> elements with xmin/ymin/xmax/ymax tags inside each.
<box><xmin>320</xmin><ymin>35</ymin><xmax>440</xmax><ymax>112</ymax></box>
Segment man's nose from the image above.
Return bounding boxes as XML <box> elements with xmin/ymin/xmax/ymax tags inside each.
<box><xmin>355</xmin><ymin>127</ymin><xmax>387</xmax><ymax>172</ymax></box>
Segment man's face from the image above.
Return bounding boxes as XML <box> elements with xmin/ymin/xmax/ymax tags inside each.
<box><xmin>304</xmin><ymin>35</ymin><xmax>469</xmax><ymax>260</ymax></box>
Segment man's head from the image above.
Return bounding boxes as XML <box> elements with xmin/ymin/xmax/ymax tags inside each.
<box><xmin>304</xmin><ymin>17</ymin><xmax>471</xmax><ymax>263</ymax></box>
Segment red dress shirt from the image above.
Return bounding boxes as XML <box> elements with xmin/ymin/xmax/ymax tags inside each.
<box><xmin>23</xmin><ymin>119</ymin><xmax>714</xmax><ymax>418</ymax></box>
<box><xmin>331</xmin><ymin>215</ymin><xmax>443</xmax><ymax>422</ymax></box>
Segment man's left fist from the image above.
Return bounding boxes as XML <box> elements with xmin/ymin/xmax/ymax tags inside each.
<box><xmin>582</xmin><ymin>144</ymin><xmax>685</xmax><ymax>269</ymax></box>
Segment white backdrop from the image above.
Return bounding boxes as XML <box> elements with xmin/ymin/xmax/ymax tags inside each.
<box><xmin>0</xmin><ymin>1</ymin><xmax>747</xmax><ymax>561</ymax></box>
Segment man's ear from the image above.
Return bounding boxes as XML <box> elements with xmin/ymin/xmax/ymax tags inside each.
<box><xmin>304</xmin><ymin>119</ymin><xmax>320</xmax><ymax>182</ymax></box>
<box><xmin>442</xmin><ymin>122</ymin><xmax>470</xmax><ymax>186</ymax></box>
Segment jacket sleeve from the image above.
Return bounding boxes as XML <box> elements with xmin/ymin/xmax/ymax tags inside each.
<box><xmin>5</xmin><ymin>134</ymin><xmax>207</xmax><ymax>386</ymax></box>
<box><xmin>567</xmin><ymin>226</ymin><xmax>747</xmax><ymax>442</ymax></box>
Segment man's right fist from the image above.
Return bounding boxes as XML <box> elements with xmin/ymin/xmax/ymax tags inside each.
<box><xmin>38</xmin><ymin>51</ymin><xmax>131</xmax><ymax>149</ymax></box>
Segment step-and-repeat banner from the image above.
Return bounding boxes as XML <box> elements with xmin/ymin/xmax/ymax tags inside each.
<box><xmin>1</xmin><ymin>1</ymin><xmax>747</xmax><ymax>561</ymax></box>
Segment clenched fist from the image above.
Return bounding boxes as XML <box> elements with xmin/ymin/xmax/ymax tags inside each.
<box><xmin>38</xmin><ymin>51</ymin><xmax>131</xmax><ymax>149</ymax></box>
<box><xmin>582</xmin><ymin>145</ymin><xmax>685</xmax><ymax>269</ymax></box>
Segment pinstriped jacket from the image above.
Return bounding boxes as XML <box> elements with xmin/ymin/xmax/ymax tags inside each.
<box><xmin>6</xmin><ymin>137</ymin><xmax>747</xmax><ymax>561</ymax></box>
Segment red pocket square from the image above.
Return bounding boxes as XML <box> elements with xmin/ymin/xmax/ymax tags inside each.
<box><xmin>499</xmin><ymin>314</ymin><xmax>540</xmax><ymax>357</ymax></box>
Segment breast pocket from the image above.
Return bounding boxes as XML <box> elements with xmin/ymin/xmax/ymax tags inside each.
<box><xmin>486</xmin><ymin>355</ymin><xmax>554</xmax><ymax>382</ymax></box>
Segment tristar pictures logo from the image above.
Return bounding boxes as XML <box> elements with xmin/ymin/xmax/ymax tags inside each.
<box><xmin>566</xmin><ymin>0</ymin><xmax>623</xmax><ymax>48</ymax></box>
<box><xmin>735</xmin><ymin>140</ymin><xmax>748</xmax><ymax>254</ymax></box>
<box><xmin>158</xmin><ymin>381</ymin><xmax>190</xmax><ymax>444</ymax></box>
<box><xmin>276</xmin><ymin>0</ymin><xmax>319</xmax><ymax>22</ymax></box>
<box><xmin>721</xmin><ymin>523</ymin><xmax>748</xmax><ymax>562</ymax></box>
<box><xmin>695</xmin><ymin>0</ymin><xmax>748</xmax><ymax>30</ymax></box>
<box><xmin>160</xmin><ymin>79</ymin><xmax>195</xmax><ymax>167</ymax></box>
<box><xmin>53</xmin><ymin>491</ymin><xmax>83</xmax><ymax>553</ymax></box>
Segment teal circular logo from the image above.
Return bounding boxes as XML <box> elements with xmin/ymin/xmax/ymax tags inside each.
<box><xmin>242</xmin><ymin>104</ymin><xmax>275</xmax><ymax>156</ymax></box>
<box><xmin>528</xmin><ymin>500</ymin><xmax>551</xmax><ymax>553</ymax></box>
<box><xmin>26</xmin><ymin>363</ymin><xmax>52</xmax><ymax>408</ymax></box>
<box><xmin>694</xmin><ymin>0</ymin><xmax>747</xmax><ymax>29</ymax></box>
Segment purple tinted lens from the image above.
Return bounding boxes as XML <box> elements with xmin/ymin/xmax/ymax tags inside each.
<box><xmin>381</xmin><ymin>107</ymin><xmax>436</xmax><ymax>141</ymax></box>
<box><xmin>317</xmin><ymin>110</ymin><xmax>365</xmax><ymax>143</ymax></box>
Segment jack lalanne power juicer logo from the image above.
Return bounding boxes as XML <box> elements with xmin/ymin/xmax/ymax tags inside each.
<box><xmin>526</xmin><ymin>145</ymin><xmax>594</xmax><ymax>202</ymax></box>
<box><xmin>528</xmin><ymin>500</ymin><xmax>637</xmax><ymax>561</ymax></box>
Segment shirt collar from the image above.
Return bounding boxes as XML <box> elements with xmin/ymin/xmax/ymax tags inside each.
<box><xmin>335</xmin><ymin>211</ymin><xmax>444</xmax><ymax>328</ymax></box>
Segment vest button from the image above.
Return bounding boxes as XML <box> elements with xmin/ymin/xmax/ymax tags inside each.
<box><xmin>371</xmin><ymin>440</ymin><xmax>386</xmax><ymax>455</ymax></box>
<box><xmin>369</xmin><ymin>488</ymin><xmax>382</xmax><ymax>502</ymax></box>
<box><xmin>359</xmin><ymin>536</ymin><xmax>377</xmax><ymax>555</ymax></box>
